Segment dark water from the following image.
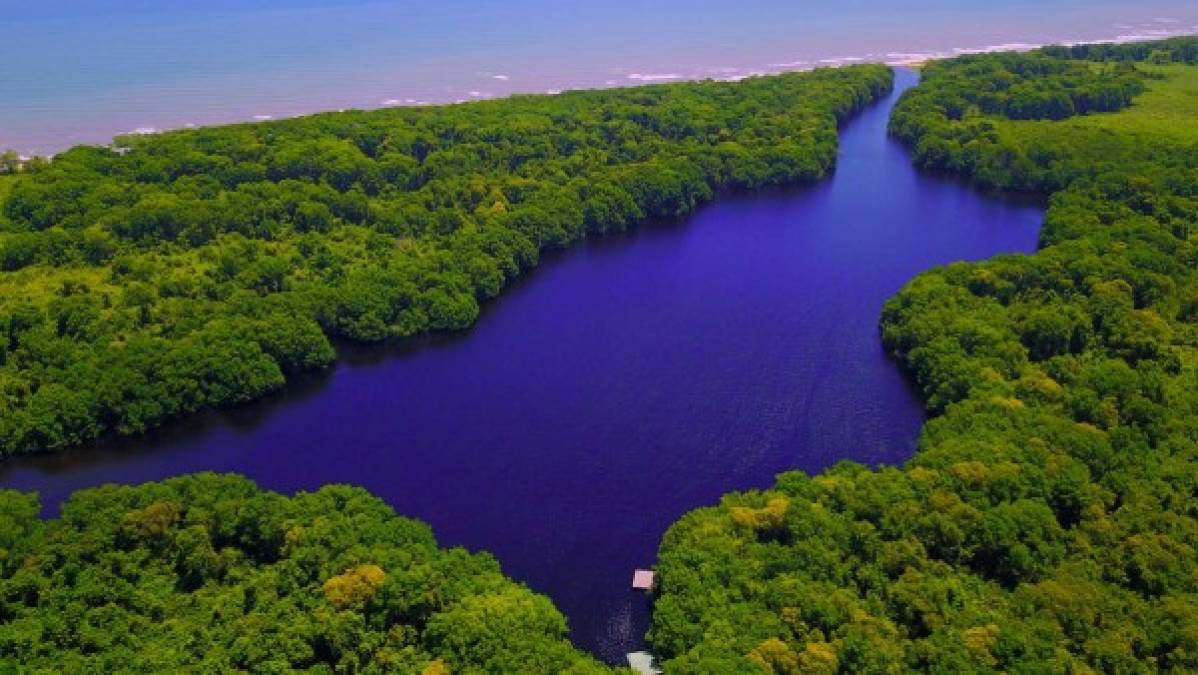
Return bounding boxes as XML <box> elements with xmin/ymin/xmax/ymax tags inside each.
<box><xmin>0</xmin><ymin>69</ymin><xmax>1042</xmax><ymax>662</ymax></box>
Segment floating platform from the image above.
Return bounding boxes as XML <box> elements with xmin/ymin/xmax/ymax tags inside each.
<box><xmin>632</xmin><ymin>569</ymin><xmax>655</xmax><ymax>590</ymax></box>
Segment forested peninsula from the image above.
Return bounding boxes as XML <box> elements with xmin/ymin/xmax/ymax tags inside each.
<box><xmin>0</xmin><ymin>65</ymin><xmax>891</xmax><ymax>455</ymax></box>
<box><xmin>0</xmin><ymin>474</ymin><xmax>617</xmax><ymax>672</ymax></box>
<box><xmin>650</xmin><ymin>38</ymin><xmax>1198</xmax><ymax>672</ymax></box>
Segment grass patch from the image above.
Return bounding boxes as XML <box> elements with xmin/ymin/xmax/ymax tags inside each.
<box><xmin>997</xmin><ymin>64</ymin><xmax>1198</xmax><ymax>151</ymax></box>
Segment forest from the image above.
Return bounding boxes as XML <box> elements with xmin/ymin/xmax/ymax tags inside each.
<box><xmin>648</xmin><ymin>37</ymin><xmax>1198</xmax><ymax>672</ymax></box>
<box><xmin>0</xmin><ymin>473</ymin><xmax>618</xmax><ymax>672</ymax></box>
<box><xmin>0</xmin><ymin>65</ymin><xmax>891</xmax><ymax>456</ymax></box>
<box><xmin>4</xmin><ymin>33</ymin><xmax>1198</xmax><ymax>674</ymax></box>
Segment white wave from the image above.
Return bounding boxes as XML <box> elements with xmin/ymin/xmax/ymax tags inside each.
<box><xmin>253</xmin><ymin>114</ymin><xmax>273</xmax><ymax>121</ymax></box>
<box><xmin>1071</xmin><ymin>24</ymin><xmax>1198</xmax><ymax>46</ymax></box>
<box><xmin>769</xmin><ymin>60</ymin><xmax>809</xmax><ymax>68</ymax></box>
<box><xmin>719</xmin><ymin>70</ymin><xmax>768</xmax><ymax>82</ymax></box>
<box><xmin>125</xmin><ymin>127</ymin><xmax>159</xmax><ymax>135</ymax></box>
<box><xmin>953</xmin><ymin>42</ymin><xmax>1039</xmax><ymax>55</ymax></box>
<box><xmin>492</xmin><ymin>74</ymin><xmax>510</xmax><ymax>81</ymax></box>
<box><xmin>381</xmin><ymin>99</ymin><xmax>403</xmax><ymax>106</ymax></box>
<box><xmin>1112</xmin><ymin>28</ymin><xmax>1189</xmax><ymax>42</ymax></box>
<box><xmin>877</xmin><ymin>23</ymin><xmax>1198</xmax><ymax>68</ymax></box>
<box><xmin>546</xmin><ymin>88</ymin><xmax>562</xmax><ymax>95</ymax></box>
<box><xmin>884</xmin><ymin>51</ymin><xmax>943</xmax><ymax>65</ymax></box>
<box><xmin>627</xmin><ymin>73</ymin><xmax>681</xmax><ymax>81</ymax></box>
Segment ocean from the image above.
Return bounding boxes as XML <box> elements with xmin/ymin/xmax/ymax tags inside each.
<box><xmin>3</xmin><ymin>0</ymin><xmax>1197</xmax><ymax>155</ymax></box>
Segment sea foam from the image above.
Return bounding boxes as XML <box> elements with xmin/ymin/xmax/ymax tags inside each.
<box><xmin>627</xmin><ymin>73</ymin><xmax>681</xmax><ymax>81</ymax></box>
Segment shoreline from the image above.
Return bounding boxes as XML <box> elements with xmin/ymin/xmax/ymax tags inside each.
<box><xmin>7</xmin><ymin>25</ymin><xmax>1198</xmax><ymax>158</ymax></box>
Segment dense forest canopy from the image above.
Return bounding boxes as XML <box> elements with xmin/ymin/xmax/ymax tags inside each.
<box><xmin>0</xmin><ymin>65</ymin><xmax>892</xmax><ymax>456</ymax></box>
<box><xmin>649</xmin><ymin>38</ymin><xmax>1198</xmax><ymax>672</ymax></box>
<box><xmin>0</xmin><ymin>474</ymin><xmax>618</xmax><ymax>672</ymax></box>
<box><xmin>6</xmin><ymin>35</ymin><xmax>1198</xmax><ymax>674</ymax></box>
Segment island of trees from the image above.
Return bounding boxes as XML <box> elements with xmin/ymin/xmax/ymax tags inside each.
<box><xmin>0</xmin><ymin>65</ymin><xmax>891</xmax><ymax>456</ymax></box>
<box><xmin>649</xmin><ymin>37</ymin><xmax>1198</xmax><ymax>672</ymax></box>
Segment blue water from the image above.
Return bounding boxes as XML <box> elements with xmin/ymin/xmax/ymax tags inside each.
<box><xmin>4</xmin><ymin>1</ymin><xmax>1197</xmax><ymax>154</ymax></box>
<box><xmin>0</xmin><ymin>69</ymin><xmax>1044</xmax><ymax>661</ymax></box>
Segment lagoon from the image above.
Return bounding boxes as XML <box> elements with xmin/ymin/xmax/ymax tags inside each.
<box><xmin>0</xmin><ymin>69</ymin><xmax>1045</xmax><ymax>661</ymax></box>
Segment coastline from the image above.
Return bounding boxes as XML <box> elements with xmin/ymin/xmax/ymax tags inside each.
<box><xmin>6</xmin><ymin>21</ymin><xmax>1197</xmax><ymax>158</ymax></box>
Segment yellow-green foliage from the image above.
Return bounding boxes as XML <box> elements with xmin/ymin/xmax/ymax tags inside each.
<box><xmin>323</xmin><ymin>563</ymin><xmax>387</xmax><ymax>610</ymax></box>
<box><xmin>120</xmin><ymin>500</ymin><xmax>180</xmax><ymax>538</ymax></box>
<box><xmin>747</xmin><ymin>637</ymin><xmax>800</xmax><ymax>673</ymax></box>
<box><xmin>730</xmin><ymin>496</ymin><xmax>791</xmax><ymax>532</ymax></box>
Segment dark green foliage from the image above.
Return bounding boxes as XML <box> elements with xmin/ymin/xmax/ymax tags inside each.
<box><xmin>650</xmin><ymin>40</ymin><xmax>1198</xmax><ymax>673</ymax></box>
<box><xmin>1040</xmin><ymin>36</ymin><xmax>1198</xmax><ymax>65</ymax></box>
<box><xmin>890</xmin><ymin>51</ymin><xmax>1144</xmax><ymax>127</ymax></box>
<box><xmin>0</xmin><ymin>65</ymin><xmax>893</xmax><ymax>456</ymax></box>
<box><xmin>0</xmin><ymin>474</ymin><xmax>614</xmax><ymax>673</ymax></box>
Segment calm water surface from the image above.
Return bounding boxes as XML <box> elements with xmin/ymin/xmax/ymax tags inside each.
<box><xmin>0</xmin><ymin>69</ymin><xmax>1043</xmax><ymax>661</ymax></box>
<box><xmin>4</xmin><ymin>1</ymin><xmax>1197</xmax><ymax>154</ymax></box>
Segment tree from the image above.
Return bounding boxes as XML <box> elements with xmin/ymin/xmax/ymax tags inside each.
<box><xmin>0</xmin><ymin>150</ymin><xmax>19</xmax><ymax>174</ymax></box>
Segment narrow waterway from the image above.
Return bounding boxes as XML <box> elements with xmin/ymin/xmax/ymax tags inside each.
<box><xmin>0</xmin><ymin>69</ymin><xmax>1043</xmax><ymax>662</ymax></box>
